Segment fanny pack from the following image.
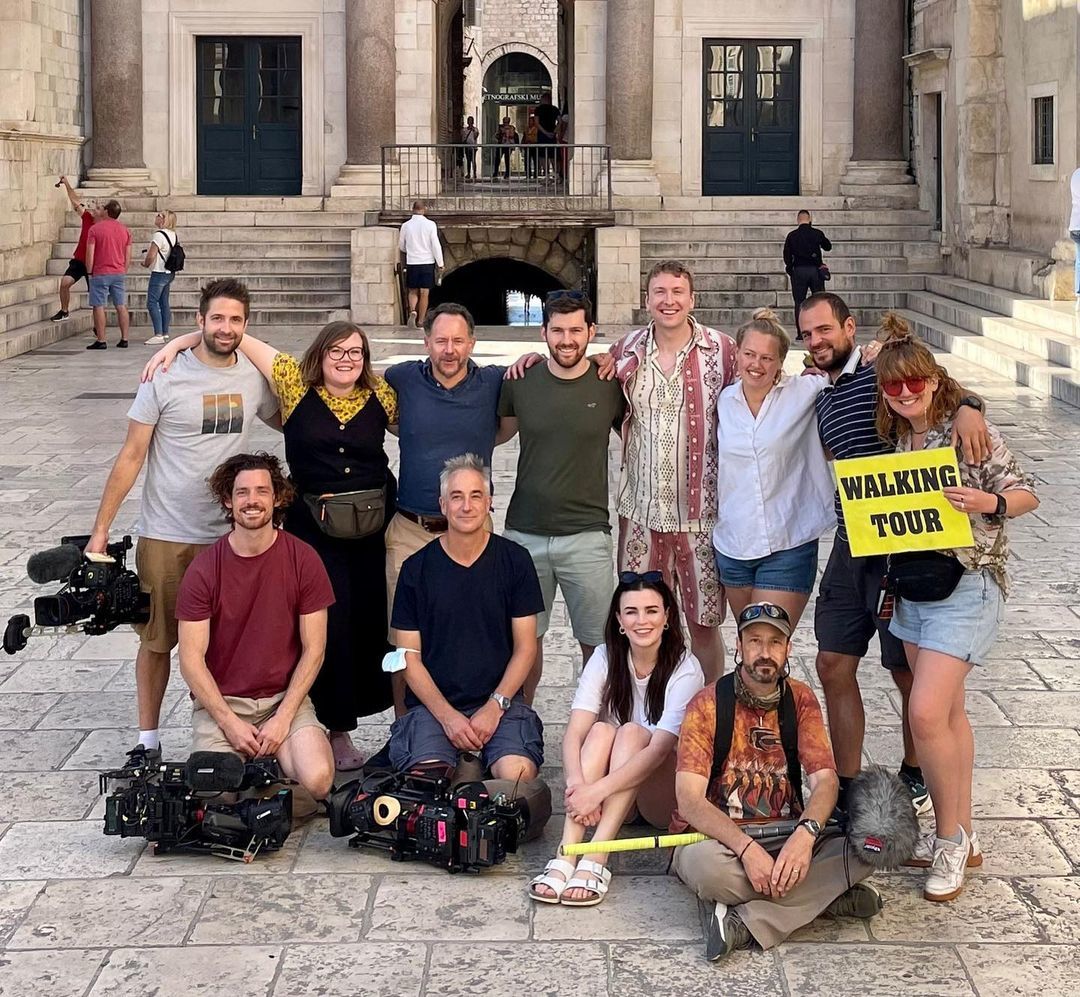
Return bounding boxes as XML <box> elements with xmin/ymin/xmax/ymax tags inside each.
<box><xmin>885</xmin><ymin>551</ymin><xmax>965</xmax><ymax>602</ymax></box>
<box><xmin>303</xmin><ymin>486</ymin><xmax>386</xmax><ymax>539</ymax></box>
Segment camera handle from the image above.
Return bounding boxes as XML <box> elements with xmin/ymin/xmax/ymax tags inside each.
<box><xmin>4</xmin><ymin>615</ymin><xmax>87</xmax><ymax>655</ymax></box>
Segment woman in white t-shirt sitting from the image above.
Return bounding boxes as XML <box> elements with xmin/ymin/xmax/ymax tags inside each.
<box><xmin>143</xmin><ymin>209</ymin><xmax>178</xmax><ymax>346</ymax></box>
<box><xmin>528</xmin><ymin>572</ymin><xmax>705</xmax><ymax>908</ymax></box>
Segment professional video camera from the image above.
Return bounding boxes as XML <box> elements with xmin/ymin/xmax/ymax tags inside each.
<box><xmin>101</xmin><ymin>750</ymin><xmax>293</xmax><ymax>862</ymax></box>
<box><xmin>327</xmin><ymin>769</ymin><xmax>528</xmax><ymax>873</ymax></box>
<box><xmin>3</xmin><ymin>534</ymin><xmax>149</xmax><ymax>654</ymax></box>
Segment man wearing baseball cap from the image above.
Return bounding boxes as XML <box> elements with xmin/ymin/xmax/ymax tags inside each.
<box><xmin>670</xmin><ymin>602</ymin><xmax>880</xmax><ymax>961</ymax></box>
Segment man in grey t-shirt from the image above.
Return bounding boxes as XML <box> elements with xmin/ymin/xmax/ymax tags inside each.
<box><xmin>87</xmin><ymin>279</ymin><xmax>278</xmax><ymax>759</ymax></box>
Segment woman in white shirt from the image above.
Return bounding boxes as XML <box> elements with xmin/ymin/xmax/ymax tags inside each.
<box><xmin>142</xmin><ymin>209</ymin><xmax>177</xmax><ymax>346</ymax></box>
<box><xmin>528</xmin><ymin>572</ymin><xmax>705</xmax><ymax>908</ymax></box>
<box><xmin>713</xmin><ymin>308</ymin><xmax>835</xmax><ymax>629</ymax></box>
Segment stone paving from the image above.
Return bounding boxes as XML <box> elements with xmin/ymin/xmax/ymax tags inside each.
<box><xmin>0</xmin><ymin>322</ymin><xmax>1078</xmax><ymax>996</ymax></box>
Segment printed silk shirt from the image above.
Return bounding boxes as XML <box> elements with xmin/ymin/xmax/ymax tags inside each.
<box><xmin>896</xmin><ymin>414</ymin><xmax>1037</xmax><ymax>599</ymax></box>
<box><xmin>613</xmin><ymin>318</ymin><xmax>738</xmax><ymax>533</ymax></box>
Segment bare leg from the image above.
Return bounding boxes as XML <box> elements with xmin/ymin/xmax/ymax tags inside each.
<box><xmin>93</xmin><ymin>305</ymin><xmax>106</xmax><ymax>342</ymax></box>
<box><xmin>489</xmin><ymin>754</ymin><xmax>539</xmax><ymax>782</ymax></box>
<box><xmin>328</xmin><ymin>730</ymin><xmax>365</xmax><ymax>770</ymax></box>
<box><xmin>688</xmin><ymin>620</ymin><xmax>725</xmax><ymax>684</ymax></box>
<box><xmin>891</xmin><ymin>662</ymin><xmax>919</xmax><ymax>767</ymax></box>
<box><xmin>725</xmin><ymin>585</ymin><xmax>754</xmax><ymax>623</ymax></box>
<box><xmin>59</xmin><ymin>275</ymin><xmax>74</xmax><ymax>311</ymax></box>
<box><xmin>816</xmin><ymin>651</ymin><xmax>863</xmax><ymax>777</ymax></box>
<box><xmin>277</xmin><ymin>724</ymin><xmax>335</xmax><ymax>799</ymax></box>
<box><xmin>416</xmin><ymin>289</ymin><xmax>431</xmax><ymax>326</ymax></box>
<box><xmin>136</xmin><ymin>645</ymin><xmax>171</xmax><ymax>730</ymax></box>
<box><xmin>751</xmin><ymin>588</ymin><xmax>811</xmax><ymax>631</ymax></box>
<box><xmin>116</xmin><ymin>304</ymin><xmax>130</xmax><ymax>342</ymax></box>
<box><xmin>407</xmin><ymin>288</ymin><xmax>419</xmax><ymax>325</ymax></box>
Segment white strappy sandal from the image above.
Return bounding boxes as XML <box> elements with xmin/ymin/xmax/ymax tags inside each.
<box><xmin>560</xmin><ymin>859</ymin><xmax>612</xmax><ymax>907</ymax></box>
<box><xmin>528</xmin><ymin>858</ymin><xmax>577</xmax><ymax>904</ymax></box>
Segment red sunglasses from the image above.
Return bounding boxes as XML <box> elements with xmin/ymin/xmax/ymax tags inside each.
<box><xmin>881</xmin><ymin>376</ymin><xmax>928</xmax><ymax>397</ymax></box>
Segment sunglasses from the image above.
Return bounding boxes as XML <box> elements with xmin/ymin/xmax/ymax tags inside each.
<box><xmin>619</xmin><ymin>570</ymin><xmax>664</xmax><ymax>585</ymax></box>
<box><xmin>738</xmin><ymin>603</ymin><xmax>790</xmax><ymax>625</ymax></box>
<box><xmin>545</xmin><ymin>290</ymin><xmax>587</xmax><ymax>302</ymax></box>
<box><xmin>881</xmin><ymin>376</ymin><xmax>928</xmax><ymax>397</ymax></box>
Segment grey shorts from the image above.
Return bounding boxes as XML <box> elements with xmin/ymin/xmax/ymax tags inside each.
<box><xmin>388</xmin><ymin>700</ymin><xmax>544</xmax><ymax>772</ymax></box>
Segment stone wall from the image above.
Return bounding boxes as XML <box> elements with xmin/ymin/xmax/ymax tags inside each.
<box><xmin>472</xmin><ymin>0</ymin><xmax>560</xmax><ymax>102</ymax></box>
<box><xmin>441</xmin><ymin>225</ymin><xmax>583</xmax><ymax>287</ymax></box>
<box><xmin>595</xmin><ymin>226</ymin><xmax>640</xmax><ymax>325</ymax></box>
<box><xmin>0</xmin><ymin>0</ymin><xmax>85</xmax><ymax>282</ymax></box>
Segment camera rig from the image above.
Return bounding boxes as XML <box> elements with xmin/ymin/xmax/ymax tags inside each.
<box><xmin>4</xmin><ymin>534</ymin><xmax>149</xmax><ymax>654</ymax></box>
<box><xmin>101</xmin><ymin>750</ymin><xmax>293</xmax><ymax>863</ymax></box>
<box><xmin>327</xmin><ymin>769</ymin><xmax>526</xmax><ymax>873</ymax></box>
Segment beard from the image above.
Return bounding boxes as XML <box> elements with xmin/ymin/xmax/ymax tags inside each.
<box><xmin>743</xmin><ymin>655</ymin><xmax>782</xmax><ymax>685</ymax></box>
<box><xmin>550</xmin><ymin>344</ymin><xmax>587</xmax><ymax>369</ymax></box>
<box><xmin>234</xmin><ymin>506</ymin><xmax>273</xmax><ymax>530</ymax></box>
<box><xmin>203</xmin><ymin>329</ymin><xmax>240</xmax><ymax>357</ymax></box>
<box><xmin>813</xmin><ymin>339</ymin><xmax>855</xmax><ymax>374</ymax></box>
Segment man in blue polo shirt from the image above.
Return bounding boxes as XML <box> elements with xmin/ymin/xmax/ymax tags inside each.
<box><xmin>803</xmin><ymin>292</ymin><xmax>991</xmax><ymax>815</ymax></box>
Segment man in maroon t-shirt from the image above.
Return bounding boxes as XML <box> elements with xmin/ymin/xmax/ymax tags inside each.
<box><xmin>176</xmin><ymin>452</ymin><xmax>336</xmax><ymax>799</ymax></box>
<box><xmin>85</xmin><ymin>199</ymin><xmax>133</xmax><ymax>350</ymax></box>
<box><xmin>51</xmin><ymin>176</ymin><xmax>103</xmax><ymax>322</ymax></box>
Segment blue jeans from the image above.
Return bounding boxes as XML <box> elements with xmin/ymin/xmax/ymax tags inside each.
<box><xmin>1071</xmin><ymin>231</ymin><xmax>1080</xmax><ymax>294</ymax></box>
<box><xmin>146</xmin><ymin>270</ymin><xmax>173</xmax><ymax>335</ymax></box>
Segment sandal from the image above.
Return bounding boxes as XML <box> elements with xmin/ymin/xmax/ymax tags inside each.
<box><xmin>529</xmin><ymin>858</ymin><xmax>577</xmax><ymax>904</ymax></box>
<box><xmin>560</xmin><ymin>859</ymin><xmax>612</xmax><ymax>907</ymax></box>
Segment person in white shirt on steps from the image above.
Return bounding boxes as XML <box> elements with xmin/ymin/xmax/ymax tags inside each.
<box><xmin>397</xmin><ymin>200</ymin><xmax>444</xmax><ymax>328</ymax></box>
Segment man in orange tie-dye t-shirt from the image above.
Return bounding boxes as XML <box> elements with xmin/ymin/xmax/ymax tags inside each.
<box><xmin>671</xmin><ymin>603</ymin><xmax>879</xmax><ymax>961</ymax></box>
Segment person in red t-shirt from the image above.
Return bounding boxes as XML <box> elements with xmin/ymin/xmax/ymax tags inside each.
<box><xmin>85</xmin><ymin>199</ymin><xmax>133</xmax><ymax>350</ymax></box>
<box><xmin>176</xmin><ymin>452</ymin><xmax>336</xmax><ymax>800</ymax></box>
<box><xmin>671</xmin><ymin>602</ymin><xmax>880</xmax><ymax>961</ymax></box>
<box><xmin>51</xmin><ymin>176</ymin><xmax>103</xmax><ymax>322</ymax></box>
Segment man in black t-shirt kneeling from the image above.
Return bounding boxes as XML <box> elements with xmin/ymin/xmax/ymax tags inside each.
<box><xmin>389</xmin><ymin>453</ymin><xmax>546</xmax><ymax>780</ymax></box>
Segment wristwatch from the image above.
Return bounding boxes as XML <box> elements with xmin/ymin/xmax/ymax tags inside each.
<box><xmin>489</xmin><ymin>692</ymin><xmax>511</xmax><ymax>712</ymax></box>
<box><xmin>958</xmin><ymin>394</ymin><xmax>985</xmax><ymax>413</ymax></box>
<box><xmin>983</xmin><ymin>493</ymin><xmax>1007</xmax><ymax>522</ymax></box>
<box><xmin>796</xmin><ymin>818</ymin><xmax>821</xmax><ymax>838</ymax></box>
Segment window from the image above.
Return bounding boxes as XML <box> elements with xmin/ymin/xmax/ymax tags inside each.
<box><xmin>1033</xmin><ymin>94</ymin><xmax>1054</xmax><ymax>165</ymax></box>
<box><xmin>464</xmin><ymin>0</ymin><xmax>480</xmax><ymax>28</ymax></box>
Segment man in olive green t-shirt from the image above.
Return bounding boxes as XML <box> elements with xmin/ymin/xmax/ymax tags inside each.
<box><xmin>497</xmin><ymin>293</ymin><xmax>625</xmax><ymax>700</ymax></box>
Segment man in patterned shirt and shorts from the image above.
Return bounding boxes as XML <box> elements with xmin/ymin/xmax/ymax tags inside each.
<box><xmin>610</xmin><ymin>261</ymin><xmax>737</xmax><ymax>681</ymax></box>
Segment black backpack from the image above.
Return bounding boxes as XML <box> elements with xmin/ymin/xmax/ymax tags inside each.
<box><xmin>157</xmin><ymin>230</ymin><xmax>185</xmax><ymax>273</ymax></box>
<box><xmin>709</xmin><ymin>672</ymin><xmax>803</xmax><ymax>811</ymax></box>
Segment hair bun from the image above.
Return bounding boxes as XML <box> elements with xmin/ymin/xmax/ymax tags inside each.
<box><xmin>877</xmin><ymin>311</ymin><xmax>912</xmax><ymax>343</ymax></box>
<box><xmin>752</xmin><ymin>306</ymin><xmax>779</xmax><ymax>323</ymax></box>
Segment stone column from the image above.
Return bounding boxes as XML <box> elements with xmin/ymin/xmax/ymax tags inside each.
<box><xmin>332</xmin><ymin>0</ymin><xmax>398</xmax><ymax>198</ymax></box>
<box><xmin>85</xmin><ymin>0</ymin><xmax>154</xmax><ymax>189</ymax></box>
<box><xmin>604</xmin><ymin>0</ymin><xmax>660</xmax><ymax>199</ymax></box>
<box><xmin>840</xmin><ymin>0</ymin><xmax>915</xmax><ymax>201</ymax></box>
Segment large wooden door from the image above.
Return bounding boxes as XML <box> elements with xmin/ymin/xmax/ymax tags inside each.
<box><xmin>702</xmin><ymin>40</ymin><xmax>800</xmax><ymax>196</ymax></box>
<box><xmin>196</xmin><ymin>37</ymin><xmax>302</xmax><ymax>195</ymax></box>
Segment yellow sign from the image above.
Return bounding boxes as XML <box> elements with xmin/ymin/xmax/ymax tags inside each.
<box><xmin>833</xmin><ymin>448</ymin><xmax>976</xmax><ymax>557</ymax></box>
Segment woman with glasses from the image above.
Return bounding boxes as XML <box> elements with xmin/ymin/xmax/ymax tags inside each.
<box><xmin>142</xmin><ymin>322</ymin><xmax>398</xmax><ymax>770</ymax></box>
<box><xmin>875</xmin><ymin>315</ymin><xmax>1038</xmax><ymax>903</ymax></box>
<box><xmin>713</xmin><ymin>308</ymin><xmax>835</xmax><ymax>629</ymax></box>
<box><xmin>528</xmin><ymin>572</ymin><xmax>704</xmax><ymax>907</ymax></box>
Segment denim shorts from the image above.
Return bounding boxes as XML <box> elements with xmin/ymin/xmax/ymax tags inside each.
<box><xmin>714</xmin><ymin>539</ymin><xmax>819</xmax><ymax>595</ymax></box>
<box><xmin>88</xmin><ymin>274</ymin><xmax>127</xmax><ymax>307</ymax></box>
<box><xmin>388</xmin><ymin>700</ymin><xmax>544</xmax><ymax>772</ymax></box>
<box><xmin>889</xmin><ymin>569</ymin><xmax>1004</xmax><ymax>666</ymax></box>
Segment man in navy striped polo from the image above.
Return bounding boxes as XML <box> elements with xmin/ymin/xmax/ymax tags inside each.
<box><xmin>803</xmin><ymin>292</ymin><xmax>991</xmax><ymax>815</ymax></box>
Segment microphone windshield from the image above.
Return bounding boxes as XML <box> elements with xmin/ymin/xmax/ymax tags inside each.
<box><xmin>26</xmin><ymin>545</ymin><xmax>84</xmax><ymax>584</ymax></box>
<box><xmin>186</xmin><ymin>751</ymin><xmax>246</xmax><ymax>792</ymax></box>
<box><xmin>845</xmin><ymin>765</ymin><xmax>920</xmax><ymax>869</ymax></box>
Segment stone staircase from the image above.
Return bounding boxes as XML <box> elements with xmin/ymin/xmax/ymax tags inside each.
<box><xmin>900</xmin><ymin>275</ymin><xmax>1080</xmax><ymax>408</ymax></box>
<box><xmin>0</xmin><ymin>195</ymin><xmax>359</xmax><ymax>359</ymax></box>
<box><xmin>629</xmin><ymin>197</ymin><xmax>943</xmax><ymax>330</ymax></box>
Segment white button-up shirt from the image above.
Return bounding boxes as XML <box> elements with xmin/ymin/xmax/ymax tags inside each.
<box><xmin>712</xmin><ymin>373</ymin><xmax>836</xmax><ymax>559</ymax></box>
<box><xmin>398</xmin><ymin>213</ymin><xmax>444</xmax><ymax>267</ymax></box>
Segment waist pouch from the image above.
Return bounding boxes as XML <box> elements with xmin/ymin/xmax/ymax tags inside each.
<box><xmin>886</xmin><ymin>551</ymin><xmax>965</xmax><ymax>602</ymax></box>
<box><xmin>304</xmin><ymin>486</ymin><xmax>386</xmax><ymax>539</ymax></box>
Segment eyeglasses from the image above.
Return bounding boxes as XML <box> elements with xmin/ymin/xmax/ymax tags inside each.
<box><xmin>738</xmin><ymin>603</ymin><xmax>790</xmax><ymax>625</ymax></box>
<box><xmin>327</xmin><ymin>346</ymin><xmax>365</xmax><ymax>362</ymax></box>
<box><xmin>545</xmin><ymin>290</ymin><xmax>586</xmax><ymax>302</ymax></box>
<box><xmin>619</xmin><ymin>570</ymin><xmax>664</xmax><ymax>585</ymax></box>
<box><xmin>881</xmin><ymin>376</ymin><xmax>928</xmax><ymax>397</ymax></box>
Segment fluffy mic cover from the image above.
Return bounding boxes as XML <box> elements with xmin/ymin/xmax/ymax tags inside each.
<box><xmin>845</xmin><ymin>765</ymin><xmax>920</xmax><ymax>869</ymax></box>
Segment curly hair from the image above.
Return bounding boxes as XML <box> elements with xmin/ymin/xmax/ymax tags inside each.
<box><xmin>874</xmin><ymin>312</ymin><xmax>964</xmax><ymax>440</ymax></box>
<box><xmin>207</xmin><ymin>452</ymin><xmax>295</xmax><ymax>528</ymax></box>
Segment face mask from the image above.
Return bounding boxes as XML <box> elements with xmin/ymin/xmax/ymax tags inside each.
<box><xmin>381</xmin><ymin>647</ymin><xmax>418</xmax><ymax>673</ymax></box>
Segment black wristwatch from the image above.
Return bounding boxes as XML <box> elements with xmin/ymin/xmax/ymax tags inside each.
<box><xmin>983</xmin><ymin>493</ymin><xmax>1007</xmax><ymax>522</ymax></box>
<box><xmin>796</xmin><ymin>818</ymin><xmax>821</xmax><ymax>838</ymax></box>
<box><xmin>958</xmin><ymin>394</ymin><xmax>984</xmax><ymax>413</ymax></box>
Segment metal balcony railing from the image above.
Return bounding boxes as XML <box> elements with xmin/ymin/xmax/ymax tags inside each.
<box><xmin>380</xmin><ymin>144</ymin><xmax>613</xmax><ymax>216</ymax></box>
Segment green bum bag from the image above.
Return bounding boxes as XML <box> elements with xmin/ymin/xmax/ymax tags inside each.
<box><xmin>303</xmin><ymin>486</ymin><xmax>386</xmax><ymax>539</ymax></box>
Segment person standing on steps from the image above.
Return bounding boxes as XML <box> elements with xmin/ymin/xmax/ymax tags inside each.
<box><xmin>462</xmin><ymin>116</ymin><xmax>480</xmax><ymax>180</ymax></box>
<box><xmin>84</xmin><ymin>199</ymin><xmax>132</xmax><ymax>350</ymax></box>
<box><xmin>398</xmin><ymin>200</ymin><xmax>444</xmax><ymax>329</ymax></box>
<box><xmin>783</xmin><ymin>210</ymin><xmax>832</xmax><ymax>338</ymax></box>
<box><xmin>143</xmin><ymin>210</ymin><xmax>179</xmax><ymax>346</ymax></box>
<box><xmin>51</xmin><ymin>176</ymin><xmax>102</xmax><ymax>322</ymax></box>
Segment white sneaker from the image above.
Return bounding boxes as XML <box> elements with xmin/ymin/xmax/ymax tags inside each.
<box><xmin>144</xmin><ymin>335</ymin><xmax>169</xmax><ymax>346</ymax></box>
<box><xmin>924</xmin><ymin>827</ymin><xmax>970</xmax><ymax>902</ymax></box>
<box><xmin>905</xmin><ymin>827</ymin><xmax>982</xmax><ymax>868</ymax></box>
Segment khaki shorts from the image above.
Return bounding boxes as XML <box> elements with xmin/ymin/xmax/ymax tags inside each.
<box><xmin>190</xmin><ymin>692</ymin><xmax>325</xmax><ymax>754</ymax></box>
<box><xmin>134</xmin><ymin>537</ymin><xmax>210</xmax><ymax>653</ymax></box>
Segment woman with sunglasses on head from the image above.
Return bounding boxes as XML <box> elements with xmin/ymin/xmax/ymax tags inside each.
<box><xmin>875</xmin><ymin>314</ymin><xmax>1038</xmax><ymax>902</ymax></box>
<box><xmin>142</xmin><ymin>323</ymin><xmax>398</xmax><ymax>771</ymax></box>
<box><xmin>713</xmin><ymin>308</ymin><xmax>836</xmax><ymax>629</ymax></box>
<box><xmin>528</xmin><ymin>572</ymin><xmax>704</xmax><ymax>907</ymax></box>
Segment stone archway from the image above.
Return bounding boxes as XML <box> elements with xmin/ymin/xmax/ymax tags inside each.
<box><xmin>440</xmin><ymin>225</ymin><xmax>586</xmax><ymax>289</ymax></box>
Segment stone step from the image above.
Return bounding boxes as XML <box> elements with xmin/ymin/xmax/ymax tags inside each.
<box><xmin>103</xmin><ymin>306</ymin><xmax>349</xmax><ymax>328</ymax></box>
<box><xmin>632</xmin><ymin>306</ymin><xmax>895</xmax><ymax>330</ymax></box>
<box><xmin>0</xmin><ymin>295</ymin><xmax>83</xmax><ymax>334</ymax></box>
<box><xmin>117</xmin><ymin>290</ymin><xmax>351</xmax><ymax>310</ymax></box>
<box><xmin>108</xmin><ymin>210</ymin><xmax>368</xmax><ymax>228</ymax></box>
<box><xmin>900</xmin><ymin>309</ymin><xmax>1080</xmax><ymax>408</ymax></box>
<box><xmin>658</xmin><ymin>273</ymin><xmax>925</xmax><ymax>293</ymax></box>
<box><xmin>925</xmin><ymin>275</ymin><xmax>1079</xmax><ymax>337</ymax></box>
<box><xmin>641</xmin><ymin>240</ymin><xmax>911</xmax><ymax>259</ymax></box>
<box><xmin>629</xmin><ymin>209</ymin><xmax>934</xmax><ymax>226</ymax></box>
<box><xmin>45</xmin><ymin>257</ymin><xmax>351</xmax><ymax>277</ymax></box>
<box><xmin>653</xmin><ymin>195</ymin><xmax>851</xmax><ymax>211</ymax></box>
<box><xmin>0</xmin><ymin>310</ymin><xmax>95</xmax><ymax>361</ymax></box>
<box><xmin>692</xmin><ymin>289</ymin><xmax>910</xmax><ymax>310</ymax></box>
<box><xmin>59</xmin><ymin>226</ymin><xmax>353</xmax><ymax>244</ymax></box>
<box><xmin>639</xmin><ymin>224</ymin><xmax>935</xmax><ymax>242</ymax></box>
<box><xmin>0</xmin><ymin>275</ymin><xmax>69</xmax><ymax>309</ymax></box>
<box><xmin>53</xmin><ymin>240</ymin><xmax>350</xmax><ymax>260</ymax></box>
<box><xmin>653</xmin><ymin>256</ymin><xmax>915</xmax><ymax>275</ymax></box>
<box><xmin>72</xmin><ymin>194</ymin><xmax>332</xmax><ymax>212</ymax></box>
<box><xmin>87</xmin><ymin>274</ymin><xmax>348</xmax><ymax>294</ymax></box>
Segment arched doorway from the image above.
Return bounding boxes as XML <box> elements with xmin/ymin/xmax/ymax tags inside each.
<box><xmin>482</xmin><ymin>52</ymin><xmax>552</xmax><ymax>147</ymax></box>
<box><xmin>429</xmin><ymin>259</ymin><xmax>564</xmax><ymax>325</ymax></box>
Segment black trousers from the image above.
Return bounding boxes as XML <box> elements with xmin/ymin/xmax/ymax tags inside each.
<box><xmin>791</xmin><ymin>265</ymin><xmax>825</xmax><ymax>335</ymax></box>
<box><xmin>492</xmin><ymin>147</ymin><xmax>512</xmax><ymax>178</ymax></box>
